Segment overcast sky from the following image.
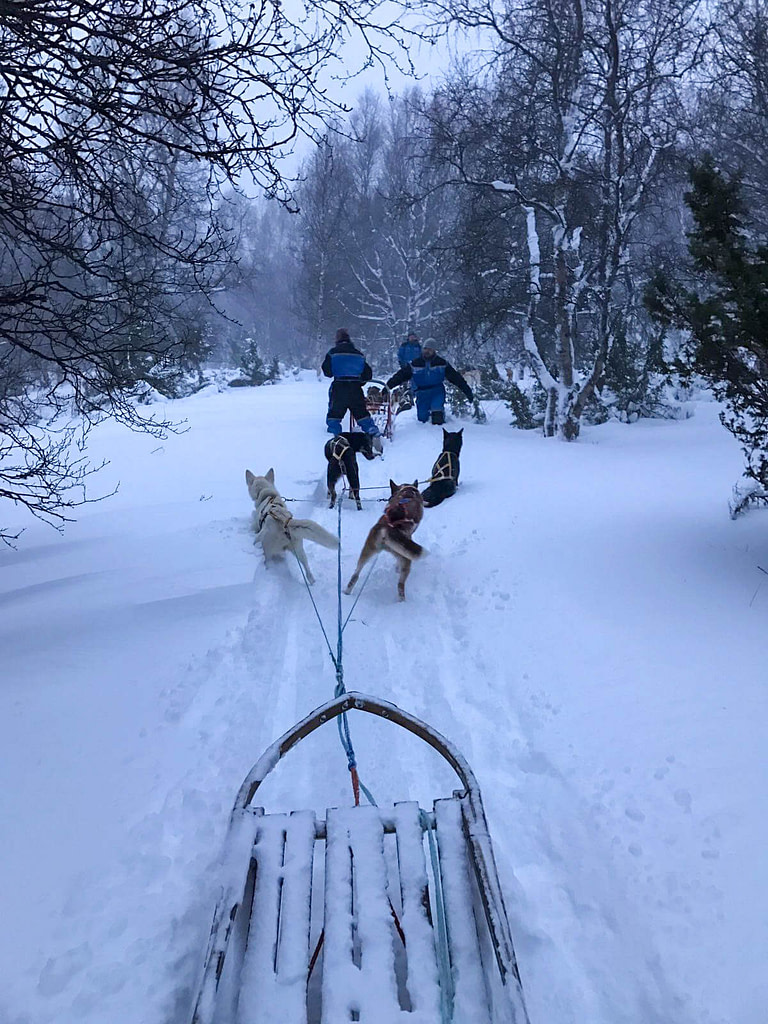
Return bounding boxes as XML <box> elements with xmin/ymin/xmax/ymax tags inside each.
<box><xmin>270</xmin><ymin>11</ymin><xmax>465</xmax><ymax>185</ymax></box>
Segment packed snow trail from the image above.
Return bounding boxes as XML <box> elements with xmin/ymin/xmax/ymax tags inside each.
<box><xmin>0</xmin><ymin>377</ymin><xmax>766</xmax><ymax>1024</ymax></box>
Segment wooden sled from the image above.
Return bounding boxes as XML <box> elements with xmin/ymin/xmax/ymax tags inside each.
<box><xmin>390</xmin><ymin>383</ymin><xmax>414</xmax><ymax>416</ymax></box>
<box><xmin>190</xmin><ymin>692</ymin><xmax>529</xmax><ymax>1024</ymax></box>
<box><xmin>349</xmin><ymin>380</ymin><xmax>395</xmax><ymax>440</ymax></box>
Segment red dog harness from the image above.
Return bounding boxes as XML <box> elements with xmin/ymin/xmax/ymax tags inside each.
<box><xmin>383</xmin><ymin>486</ymin><xmax>422</xmax><ymax>528</ymax></box>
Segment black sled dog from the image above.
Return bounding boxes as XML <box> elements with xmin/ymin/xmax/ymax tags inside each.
<box><xmin>420</xmin><ymin>428</ymin><xmax>463</xmax><ymax>508</ymax></box>
<box><xmin>324</xmin><ymin>431</ymin><xmax>381</xmax><ymax>510</ymax></box>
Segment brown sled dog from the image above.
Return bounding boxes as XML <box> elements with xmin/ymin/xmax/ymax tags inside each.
<box><xmin>344</xmin><ymin>480</ymin><xmax>425</xmax><ymax>601</ymax></box>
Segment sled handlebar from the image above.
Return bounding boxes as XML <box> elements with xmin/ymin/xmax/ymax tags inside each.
<box><xmin>234</xmin><ymin>691</ymin><xmax>481</xmax><ymax>810</ymax></box>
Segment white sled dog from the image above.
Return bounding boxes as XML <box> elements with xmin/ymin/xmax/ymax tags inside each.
<box><xmin>246</xmin><ymin>468</ymin><xmax>338</xmax><ymax>584</ymax></box>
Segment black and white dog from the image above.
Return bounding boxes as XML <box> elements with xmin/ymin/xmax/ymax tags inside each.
<box><xmin>324</xmin><ymin>432</ymin><xmax>381</xmax><ymax>510</ymax></box>
<box><xmin>420</xmin><ymin>428</ymin><xmax>463</xmax><ymax>508</ymax></box>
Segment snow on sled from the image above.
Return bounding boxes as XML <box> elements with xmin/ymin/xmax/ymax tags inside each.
<box><xmin>349</xmin><ymin>380</ymin><xmax>395</xmax><ymax>440</ymax></box>
<box><xmin>190</xmin><ymin>692</ymin><xmax>529</xmax><ymax>1024</ymax></box>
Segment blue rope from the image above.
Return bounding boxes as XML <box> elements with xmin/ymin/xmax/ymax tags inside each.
<box><xmin>336</xmin><ymin>494</ymin><xmax>344</xmax><ymax>683</ymax></box>
<box><xmin>288</xmin><ymin>487</ymin><xmax>376</xmax><ymax>805</ymax></box>
<box><xmin>332</xmin><ymin>492</ymin><xmax>377</xmax><ymax>805</ymax></box>
<box><xmin>333</xmin><ymin>494</ymin><xmax>354</xmax><ymax>767</ymax></box>
<box><xmin>341</xmin><ymin>550</ymin><xmax>381</xmax><ymax>633</ymax></box>
<box><xmin>290</xmin><ymin>493</ymin><xmax>453</xmax><ymax>1016</ymax></box>
<box><xmin>421</xmin><ymin>809</ymin><xmax>455</xmax><ymax>1024</ymax></box>
<box><xmin>289</xmin><ymin>544</ymin><xmax>337</xmax><ymax>669</ymax></box>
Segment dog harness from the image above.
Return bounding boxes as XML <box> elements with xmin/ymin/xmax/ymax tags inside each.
<box><xmin>429</xmin><ymin>451</ymin><xmax>458</xmax><ymax>483</ymax></box>
<box><xmin>329</xmin><ymin>435</ymin><xmax>352</xmax><ymax>463</ymax></box>
<box><xmin>257</xmin><ymin>496</ymin><xmax>294</xmax><ymax>535</ymax></box>
<box><xmin>383</xmin><ymin>486</ymin><xmax>422</xmax><ymax>528</ymax></box>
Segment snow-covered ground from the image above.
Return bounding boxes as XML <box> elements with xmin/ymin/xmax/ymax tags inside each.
<box><xmin>1</xmin><ymin>378</ymin><xmax>766</xmax><ymax>1024</ymax></box>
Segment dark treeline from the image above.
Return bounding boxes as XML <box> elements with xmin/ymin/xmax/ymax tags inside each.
<box><xmin>2</xmin><ymin>0</ymin><xmax>768</xmax><ymax>535</ymax></box>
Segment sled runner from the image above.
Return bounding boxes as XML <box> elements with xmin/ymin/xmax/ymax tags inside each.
<box><xmin>190</xmin><ymin>692</ymin><xmax>529</xmax><ymax>1024</ymax></box>
<box><xmin>349</xmin><ymin>379</ymin><xmax>395</xmax><ymax>440</ymax></box>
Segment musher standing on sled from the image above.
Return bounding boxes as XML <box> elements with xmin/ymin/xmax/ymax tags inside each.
<box><xmin>386</xmin><ymin>341</ymin><xmax>474</xmax><ymax>425</ymax></box>
<box><xmin>322</xmin><ymin>328</ymin><xmax>383</xmax><ymax>449</ymax></box>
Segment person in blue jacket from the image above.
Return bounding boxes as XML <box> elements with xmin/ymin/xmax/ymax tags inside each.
<box><xmin>397</xmin><ymin>331</ymin><xmax>422</xmax><ymax>369</ymax></box>
<box><xmin>322</xmin><ymin>328</ymin><xmax>382</xmax><ymax>445</ymax></box>
<box><xmin>386</xmin><ymin>341</ymin><xmax>474</xmax><ymax>425</ymax></box>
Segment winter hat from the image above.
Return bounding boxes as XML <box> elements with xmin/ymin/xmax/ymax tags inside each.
<box><xmin>336</xmin><ymin>328</ymin><xmax>351</xmax><ymax>343</ymax></box>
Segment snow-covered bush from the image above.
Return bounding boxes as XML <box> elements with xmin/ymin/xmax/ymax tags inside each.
<box><xmin>228</xmin><ymin>339</ymin><xmax>282</xmax><ymax>387</ymax></box>
<box><xmin>587</xmin><ymin>324</ymin><xmax>691</xmax><ymax>425</ymax></box>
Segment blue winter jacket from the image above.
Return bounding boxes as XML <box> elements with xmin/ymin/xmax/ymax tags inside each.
<box><xmin>411</xmin><ymin>359</ymin><xmax>447</xmax><ymax>390</ymax></box>
<box><xmin>397</xmin><ymin>340</ymin><xmax>422</xmax><ymax>368</ymax></box>
<box><xmin>321</xmin><ymin>340</ymin><xmax>373</xmax><ymax>382</ymax></box>
<box><xmin>386</xmin><ymin>354</ymin><xmax>474</xmax><ymax>400</ymax></box>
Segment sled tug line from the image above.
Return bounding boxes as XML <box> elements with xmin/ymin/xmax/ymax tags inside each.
<box><xmin>189</xmin><ymin>487</ymin><xmax>530</xmax><ymax>1024</ymax></box>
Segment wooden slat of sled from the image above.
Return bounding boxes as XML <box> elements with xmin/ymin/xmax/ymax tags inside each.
<box><xmin>392</xmin><ymin>802</ymin><xmax>442</xmax><ymax>1019</ymax></box>
<box><xmin>434</xmin><ymin>797</ymin><xmax>491</xmax><ymax>1024</ymax></box>
<box><xmin>236</xmin><ymin>809</ymin><xmax>316</xmax><ymax>1024</ymax></box>
<box><xmin>322</xmin><ymin>805</ymin><xmax>401</xmax><ymax>1023</ymax></box>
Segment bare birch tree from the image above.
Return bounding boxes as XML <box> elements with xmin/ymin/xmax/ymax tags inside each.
<box><xmin>344</xmin><ymin>92</ymin><xmax>460</xmax><ymax>360</ymax></box>
<box><xmin>0</xmin><ymin>0</ymin><xmax>416</xmax><ymax>539</ymax></box>
<box><xmin>294</xmin><ymin>139</ymin><xmax>356</xmax><ymax>366</ymax></box>
<box><xmin>428</xmin><ymin>0</ymin><xmax>705</xmax><ymax>438</ymax></box>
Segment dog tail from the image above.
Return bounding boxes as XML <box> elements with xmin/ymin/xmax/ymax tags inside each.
<box><xmin>383</xmin><ymin>528</ymin><xmax>424</xmax><ymax>561</ymax></box>
<box><xmin>290</xmin><ymin>519</ymin><xmax>339</xmax><ymax>549</ymax></box>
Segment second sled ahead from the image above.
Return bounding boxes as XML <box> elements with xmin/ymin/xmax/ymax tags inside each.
<box><xmin>190</xmin><ymin>691</ymin><xmax>530</xmax><ymax>1024</ymax></box>
<box><xmin>349</xmin><ymin>379</ymin><xmax>395</xmax><ymax>440</ymax></box>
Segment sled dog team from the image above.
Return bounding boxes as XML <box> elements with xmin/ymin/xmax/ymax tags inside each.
<box><xmin>246</xmin><ymin>426</ymin><xmax>463</xmax><ymax>601</ymax></box>
<box><xmin>247</xmin><ymin>328</ymin><xmax>472</xmax><ymax>600</ymax></box>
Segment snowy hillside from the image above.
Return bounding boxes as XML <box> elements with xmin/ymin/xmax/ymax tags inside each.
<box><xmin>1</xmin><ymin>378</ymin><xmax>766</xmax><ymax>1024</ymax></box>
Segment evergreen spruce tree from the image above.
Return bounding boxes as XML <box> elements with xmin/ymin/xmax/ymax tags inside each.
<box><xmin>646</xmin><ymin>158</ymin><xmax>768</xmax><ymax>514</ymax></box>
<box><xmin>228</xmin><ymin>337</ymin><xmax>270</xmax><ymax>386</ymax></box>
<box><xmin>267</xmin><ymin>357</ymin><xmax>282</xmax><ymax>384</ymax></box>
<box><xmin>469</xmin><ymin>356</ymin><xmax>538</xmax><ymax>428</ymax></box>
<box><xmin>501</xmin><ymin>380</ymin><xmax>534</xmax><ymax>429</ymax></box>
<box><xmin>477</xmin><ymin>357</ymin><xmax>501</xmax><ymax>401</ymax></box>
<box><xmin>597</xmin><ymin>318</ymin><xmax>668</xmax><ymax>423</ymax></box>
<box><xmin>240</xmin><ymin>338</ymin><xmax>269</xmax><ymax>386</ymax></box>
<box><xmin>448</xmin><ymin>389</ymin><xmax>472</xmax><ymax>419</ymax></box>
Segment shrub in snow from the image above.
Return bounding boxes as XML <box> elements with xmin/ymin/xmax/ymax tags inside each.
<box><xmin>448</xmin><ymin>389</ymin><xmax>472</xmax><ymax>419</ymax></box>
<box><xmin>466</xmin><ymin>358</ymin><xmax>542</xmax><ymax>428</ymax></box>
<box><xmin>228</xmin><ymin>339</ymin><xmax>282</xmax><ymax>387</ymax></box>
<box><xmin>587</xmin><ymin>321</ymin><xmax>689</xmax><ymax>424</ymax></box>
<box><xmin>729</xmin><ymin>478</ymin><xmax>768</xmax><ymax>520</ymax></box>
<box><xmin>267</xmin><ymin>357</ymin><xmax>282</xmax><ymax>383</ymax></box>
<box><xmin>647</xmin><ymin>158</ymin><xmax>768</xmax><ymax>511</ymax></box>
